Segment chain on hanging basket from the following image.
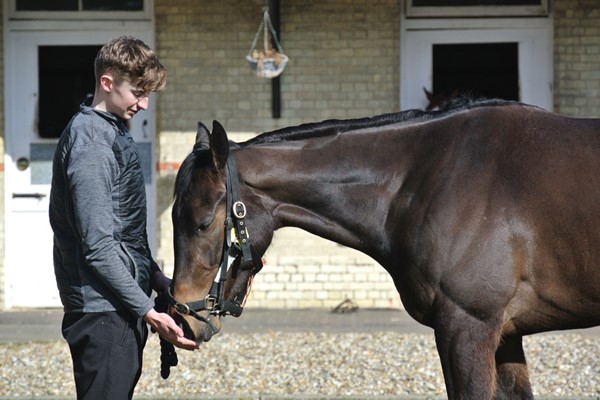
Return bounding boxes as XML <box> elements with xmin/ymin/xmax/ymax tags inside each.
<box><xmin>246</xmin><ymin>7</ymin><xmax>289</xmax><ymax>79</ymax></box>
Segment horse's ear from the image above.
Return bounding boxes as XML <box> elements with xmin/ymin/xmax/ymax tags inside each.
<box><xmin>194</xmin><ymin>121</ymin><xmax>210</xmax><ymax>150</ymax></box>
<box><xmin>423</xmin><ymin>87</ymin><xmax>434</xmax><ymax>101</ymax></box>
<box><xmin>210</xmin><ymin>120</ymin><xmax>229</xmax><ymax>170</ymax></box>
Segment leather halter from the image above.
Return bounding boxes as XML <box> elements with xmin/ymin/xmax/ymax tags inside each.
<box><xmin>167</xmin><ymin>150</ymin><xmax>263</xmax><ymax>322</ymax></box>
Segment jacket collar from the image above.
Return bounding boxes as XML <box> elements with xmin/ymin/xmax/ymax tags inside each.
<box><xmin>80</xmin><ymin>97</ymin><xmax>128</xmax><ymax>134</ymax></box>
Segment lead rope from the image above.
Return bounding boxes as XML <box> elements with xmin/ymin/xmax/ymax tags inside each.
<box><xmin>153</xmin><ymin>292</ymin><xmax>178</xmax><ymax>379</ymax></box>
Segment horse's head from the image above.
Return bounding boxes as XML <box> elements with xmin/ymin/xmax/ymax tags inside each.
<box><xmin>424</xmin><ymin>87</ymin><xmax>460</xmax><ymax>111</ymax></box>
<box><xmin>170</xmin><ymin>120</ymin><xmax>263</xmax><ymax>344</ymax></box>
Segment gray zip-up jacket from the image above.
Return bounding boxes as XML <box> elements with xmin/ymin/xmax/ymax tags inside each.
<box><xmin>49</xmin><ymin>103</ymin><xmax>159</xmax><ymax>318</ymax></box>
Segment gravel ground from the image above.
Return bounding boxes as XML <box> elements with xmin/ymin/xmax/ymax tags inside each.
<box><xmin>0</xmin><ymin>331</ymin><xmax>598</xmax><ymax>398</ymax></box>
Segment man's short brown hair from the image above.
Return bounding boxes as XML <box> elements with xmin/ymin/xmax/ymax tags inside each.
<box><xmin>95</xmin><ymin>36</ymin><xmax>166</xmax><ymax>93</ymax></box>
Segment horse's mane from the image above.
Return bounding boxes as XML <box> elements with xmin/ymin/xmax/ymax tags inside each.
<box><xmin>241</xmin><ymin>97</ymin><xmax>519</xmax><ymax>147</ymax></box>
<box><xmin>175</xmin><ymin>97</ymin><xmax>520</xmax><ymax>199</ymax></box>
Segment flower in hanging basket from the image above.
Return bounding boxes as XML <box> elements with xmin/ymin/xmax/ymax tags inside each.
<box><xmin>251</xmin><ymin>49</ymin><xmax>285</xmax><ymax>65</ymax></box>
<box><xmin>246</xmin><ymin>49</ymin><xmax>289</xmax><ymax>79</ymax></box>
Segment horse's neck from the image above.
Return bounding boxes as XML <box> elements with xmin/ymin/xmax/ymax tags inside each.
<box><xmin>237</xmin><ymin>131</ymin><xmax>410</xmax><ymax>258</ymax></box>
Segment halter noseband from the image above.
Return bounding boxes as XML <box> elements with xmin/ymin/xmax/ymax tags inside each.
<box><xmin>167</xmin><ymin>150</ymin><xmax>263</xmax><ymax>322</ymax></box>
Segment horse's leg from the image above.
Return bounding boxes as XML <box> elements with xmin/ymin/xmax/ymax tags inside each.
<box><xmin>433</xmin><ymin>299</ymin><xmax>503</xmax><ymax>400</ymax></box>
<box><xmin>495</xmin><ymin>335</ymin><xmax>533</xmax><ymax>400</ymax></box>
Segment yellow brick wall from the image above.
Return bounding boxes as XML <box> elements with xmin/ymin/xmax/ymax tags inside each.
<box><xmin>154</xmin><ymin>0</ymin><xmax>402</xmax><ymax>309</ymax></box>
<box><xmin>554</xmin><ymin>0</ymin><xmax>600</xmax><ymax>117</ymax></box>
<box><xmin>155</xmin><ymin>0</ymin><xmax>400</xmax><ymax>132</ymax></box>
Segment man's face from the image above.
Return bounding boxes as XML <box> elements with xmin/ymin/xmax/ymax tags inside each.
<box><xmin>105</xmin><ymin>76</ymin><xmax>149</xmax><ymax>120</ymax></box>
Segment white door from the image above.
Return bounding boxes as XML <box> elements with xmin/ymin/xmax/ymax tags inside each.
<box><xmin>4</xmin><ymin>29</ymin><xmax>156</xmax><ymax>308</ymax></box>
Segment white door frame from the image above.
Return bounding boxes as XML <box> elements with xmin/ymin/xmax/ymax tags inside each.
<box><xmin>400</xmin><ymin>6</ymin><xmax>554</xmax><ymax>111</ymax></box>
<box><xmin>3</xmin><ymin>16</ymin><xmax>156</xmax><ymax>308</ymax></box>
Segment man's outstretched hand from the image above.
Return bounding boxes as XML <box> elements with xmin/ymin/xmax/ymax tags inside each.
<box><xmin>144</xmin><ymin>308</ymin><xmax>199</xmax><ymax>351</ymax></box>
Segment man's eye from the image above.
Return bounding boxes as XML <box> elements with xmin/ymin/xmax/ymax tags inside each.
<box><xmin>133</xmin><ymin>90</ymin><xmax>148</xmax><ymax>98</ymax></box>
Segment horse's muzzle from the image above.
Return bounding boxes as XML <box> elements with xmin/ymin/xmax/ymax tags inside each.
<box><xmin>174</xmin><ymin>311</ymin><xmax>221</xmax><ymax>344</ymax></box>
<box><xmin>201</xmin><ymin>317</ymin><xmax>221</xmax><ymax>342</ymax></box>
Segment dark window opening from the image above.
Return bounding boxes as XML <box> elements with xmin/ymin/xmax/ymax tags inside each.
<box><xmin>432</xmin><ymin>42</ymin><xmax>519</xmax><ymax>103</ymax></box>
<box><xmin>17</xmin><ymin>0</ymin><xmax>143</xmax><ymax>11</ymax></box>
<box><xmin>16</xmin><ymin>0</ymin><xmax>77</xmax><ymax>11</ymax></box>
<box><xmin>82</xmin><ymin>0</ymin><xmax>144</xmax><ymax>11</ymax></box>
<box><xmin>38</xmin><ymin>45</ymin><xmax>100</xmax><ymax>139</ymax></box>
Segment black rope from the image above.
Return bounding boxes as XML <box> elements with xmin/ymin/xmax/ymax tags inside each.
<box><xmin>154</xmin><ymin>292</ymin><xmax>178</xmax><ymax>379</ymax></box>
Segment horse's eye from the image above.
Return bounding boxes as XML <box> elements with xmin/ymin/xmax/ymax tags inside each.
<box><xmin>196</xmin><ymin>219</ymin><xmax>213</xmax><ymax>233</ymax></box>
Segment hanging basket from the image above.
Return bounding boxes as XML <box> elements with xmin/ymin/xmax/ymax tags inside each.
<box><xmin>246</xmin><ymin>50</ymin><xmax>289</xmax><ymax>79</ymax></box>
<box><xmin>246</xmin><ymin>8</ymin><xmax>289</xmax><ymax>79</ymax></box>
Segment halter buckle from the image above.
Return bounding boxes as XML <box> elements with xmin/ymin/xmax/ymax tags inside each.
<box><xmin>174</xmin><ymin>302</ymin><xmax>191</xmax><ymax>316</ymax></box>
<box><xmin>232</xmin><ymin>201</ymin><xmax>247</xmax><ymax>219</ymax></box>
<box><xmin>206</xmin><ymin>295</ymin><xmax>217</xmax><ymax>312</ymax></box>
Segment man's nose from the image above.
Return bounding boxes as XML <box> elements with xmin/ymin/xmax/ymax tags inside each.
<box><xmin>137</xmin><ymin>96</ymin><xmax>149</xmax><ymax>110</ymax></box>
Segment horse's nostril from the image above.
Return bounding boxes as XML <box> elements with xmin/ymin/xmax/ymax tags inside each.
<box><xmin>203</xmin><ymin>323</ymin><xmax>215</xmax><ymax>342</ymax></box>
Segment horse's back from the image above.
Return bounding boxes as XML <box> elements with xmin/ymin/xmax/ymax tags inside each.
<box><xmin>446</xmin><ymin>104</ymin><xmax>600</xmax><ymax>202</ymax></box>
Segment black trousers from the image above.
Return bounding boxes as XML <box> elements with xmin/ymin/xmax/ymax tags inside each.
<box><xmin>62</xmin><ymin>311</ymin><xmax>148</xmax><ymax>400</ymax></box>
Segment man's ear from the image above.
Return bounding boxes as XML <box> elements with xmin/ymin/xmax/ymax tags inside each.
<box><xmin>99</xmin><ymin>74</ymin><xmax>113</xmax><ymax>93</ymax></box>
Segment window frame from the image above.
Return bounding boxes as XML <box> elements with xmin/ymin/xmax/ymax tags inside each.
<box><xmin>406</xmin><ymin>0</ymin><xmax>549</xmax><ymax>18</ymax></box>
<box><xmin>9</xmin><ymin>0</ymin><xmax>152</xmax><ymax>20</ymax></box>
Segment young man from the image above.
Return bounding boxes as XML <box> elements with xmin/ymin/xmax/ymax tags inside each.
<box><xmin>49</xmin><ymin>36</ymin><xmax>197</xmax><ymax>400</ymax></box>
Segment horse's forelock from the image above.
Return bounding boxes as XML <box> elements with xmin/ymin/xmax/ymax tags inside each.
<box><xmin>174</xmin><ymin>149</ymin><xmax>208</xmax><ymax>199</ymax></box>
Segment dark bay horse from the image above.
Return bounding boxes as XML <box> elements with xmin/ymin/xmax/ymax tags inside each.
<box><xmin>170</xmin><ymin>98</ymin><xmax>600</xmax><ymax>399</ymax></box>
